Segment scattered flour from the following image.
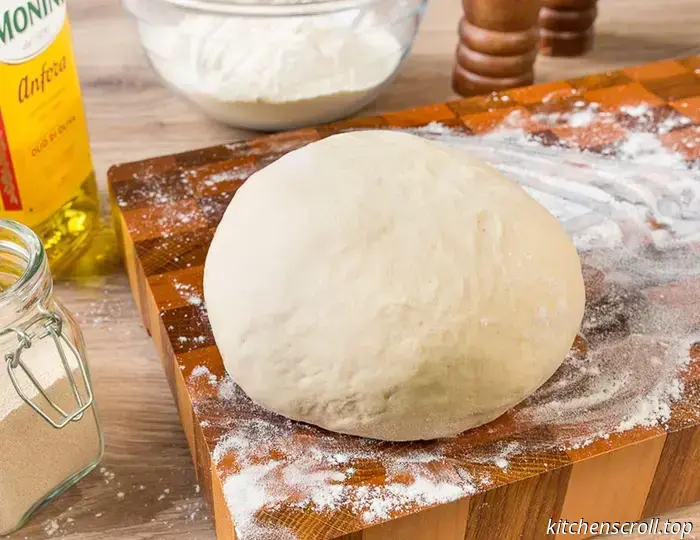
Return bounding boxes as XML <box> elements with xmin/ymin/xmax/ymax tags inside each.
<box><xmin>202</xmin><ymin>169</ymin><xmax>252</xmax><ymax>188</ymax></box>
<box><xmin>567</xmin><ymin>108</ymin><xmax>596</xmax><ymax>127</ymax></box>
<box><xmin>484</xmin><ymin>442</ymin><xmax>520</xmax><ymax>471</ymax></box>
<box><xmin>43</xmin><ymin>519</ymin><xmax>59</xmax><ymax>536</ymax></box>
<box><xmin>492</xmin><ymin>457</ymin><xmax>508</xmax><ymax>470</ymax></box>
<box><xmin>413</xmin><ymin>107</ymin><xmax>700</xmax><ymax>443</ymax></box>
<box><xmin>620</xmin><ymin>103</ymin><xmax>651</xmax><ymax>117</ymax></box>
<box><xmin>190</xmin><ymin>365</ymin><xmax>218</xmax><ymax>387</ymax></box>
<box><xmin>173</xmin><ymin>280</ymin><xmax>204</xmax><ymax>307</ymax></box>
<box><xmin>528</xmin><ymin>102</ymin><xmax>597</xmax><ymax>128</ymax></box>
<box><xmin>412</xmin><ymin>103</ymin><xmax>700</xmax><ymax>254</ymax></box>
<box><xmin>186</xmin><ymin>295</ymin><xmax>202</xmax><ymax>306</ymax></box>
<box><xmin>205</xmin><ymin>381</ymin><xmax>477</xmax><ymax>539</ymax></box>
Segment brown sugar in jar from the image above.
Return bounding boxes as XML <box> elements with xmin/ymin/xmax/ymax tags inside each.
<box><xmin>0</xmin><ymin>219</ymin><xmax>103</xmax><ymax>536</ymax></box>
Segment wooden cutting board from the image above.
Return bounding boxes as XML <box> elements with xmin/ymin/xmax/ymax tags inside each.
<box><xmin>108</xmin><ymin>56</ymin><xmax>700</xmax><ymax>540</ymax></box>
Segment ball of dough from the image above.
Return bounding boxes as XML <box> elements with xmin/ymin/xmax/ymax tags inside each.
<box><xmin>204</xmin><ymin>130</ymin><xmax>585</xmax><ymax>441</ymax></box>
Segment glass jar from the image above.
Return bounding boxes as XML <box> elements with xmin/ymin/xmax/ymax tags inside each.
<box><xmin>0</xmin><ymin>219</ymin><xmax>103</xmax><ymax>536</ymax></box>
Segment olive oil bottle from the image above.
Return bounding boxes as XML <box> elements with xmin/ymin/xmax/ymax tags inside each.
<box><xmin>0</xmin><ymin>0</ymin><xmax>99</xmax><ymax>274</ymax></box>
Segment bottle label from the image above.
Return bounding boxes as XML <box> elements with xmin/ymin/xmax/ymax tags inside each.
<box><xmin>0</xmin><ymin>0</ymin><xmax>93</xmax><ymax>226</ymax></box>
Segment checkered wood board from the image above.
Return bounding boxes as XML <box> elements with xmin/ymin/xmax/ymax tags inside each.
<box><xmin>109</xmin><ymin>57</ymin><xmax>700</xmax><ymax>540</ymax></box>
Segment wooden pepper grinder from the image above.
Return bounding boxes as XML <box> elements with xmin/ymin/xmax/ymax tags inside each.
<box><xmin>539</xmin><ymin>0</ymin><xmax>598</xmax><ymax>56</ymax></box>
<box><xmin>452</xmin><ymin>0</ymin><xmax>541</xmax><ymax>96</ymax></box>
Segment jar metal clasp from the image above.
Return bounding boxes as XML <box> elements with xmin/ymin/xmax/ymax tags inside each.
<box><xmin>3</xmin><ymin>309</ymin><xmax>94</xmax><ymax>429</ymax></box>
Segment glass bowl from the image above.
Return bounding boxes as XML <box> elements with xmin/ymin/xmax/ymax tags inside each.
<box><xmin>122</xmin><ymin>0</ymin><xmax>429</xmax><ymax>131</ymax></box>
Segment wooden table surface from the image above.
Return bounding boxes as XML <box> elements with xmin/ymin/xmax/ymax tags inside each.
<box><xmin>15</xmin><ymin>1</ymin><xmax>700</xmax><ymax>538</ymax></box>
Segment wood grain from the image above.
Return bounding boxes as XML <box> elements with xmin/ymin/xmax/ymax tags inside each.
<box><xmin>643</xmin><ymin>424</ymin><xmax>700</xmax><ymax>518</ymax></box>
<box><xmin>362</xmin><ymin>499</ymin><xmax>470</xmax><ymax>540</ymax></box>
<box><xmin>464</xmin><ymin>466</ymin><xmax>572</xmax><ymax>540</ymax></box>
<box><xmin>15</xmin><ymin>0</ymin><xmax>700</xmax><ymax>538</ymax></box>
<box><xmin>557</xmin><ymin>430</ymin><xmax>668</xmax><ymax>539</ymax></box>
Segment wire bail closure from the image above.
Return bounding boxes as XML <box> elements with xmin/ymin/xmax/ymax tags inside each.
<box><xmin>4</xmin><ymin>310</ymin><xmax>94</xmax><ymax>429</ymax></box>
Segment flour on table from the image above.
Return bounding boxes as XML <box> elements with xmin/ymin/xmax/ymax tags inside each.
<box><xmin>173</xmin><ymin>280</ymin><xmax>203</xmax><ymax>307</ymax></box>
<box><xmin>528</xmin><ymin>101</ymin><xmax>597</xmax><ymax>128</ymax></box>
<box><xmin>189</xmin><ymin>366</ymin><xmax>218</xmax><ymax>387</ymax></box>
<box><xmin>412</xmin><ymin>103</ymin><xmax>700</xmax><ymax>254</ymax></box>
<box><xmin>196</xmin><ymin>373</ymin><xmax>476</xmax><ymax>540</ymax></box>
<box><xmin>413</xmin><ymin>105</ymin><xmax>700</xmax><ymax>444</ymax></box>
<box><xmin>471</xmin><ymin>442</ymin><xmax>521</xmax><ymax>471</ymax></box>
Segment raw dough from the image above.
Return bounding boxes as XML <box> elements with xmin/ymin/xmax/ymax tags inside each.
<box><xmin>204</xmin><ymin>130</ymin><xmax>585</xmax><ymax>441</ymax></box>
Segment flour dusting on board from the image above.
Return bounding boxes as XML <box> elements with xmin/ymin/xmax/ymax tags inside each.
<box><xmin>193</xmin><ymin>369</ymin><xmax>476</xmax><ymax>540</ymax></box>
<box><xmin>121</xmin><ymin>100</ymin><xmax>700</xmax><ymax>540</ymax></box>
<box><xmin>412</xmin><ymin>105</ymin><xmax>700</xmax><ymax>444</ymax></box>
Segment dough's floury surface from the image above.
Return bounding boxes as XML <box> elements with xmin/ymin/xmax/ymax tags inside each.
<box><xmin>204</xmin><ymin>130</ymin><xmax>585</xmax><ymax>441</ymax></box>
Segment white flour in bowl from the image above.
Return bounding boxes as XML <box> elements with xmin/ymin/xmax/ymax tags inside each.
<box><xmin>137</xmin><ymin>11</ymin><xmax>403</xmax><ymax>130</ymax></box>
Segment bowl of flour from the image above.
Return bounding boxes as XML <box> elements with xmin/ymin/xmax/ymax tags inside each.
<box><xmin>123</xmin><ymin>0</ymin><xmax>428</xmax><ymax>131</ymax></box>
